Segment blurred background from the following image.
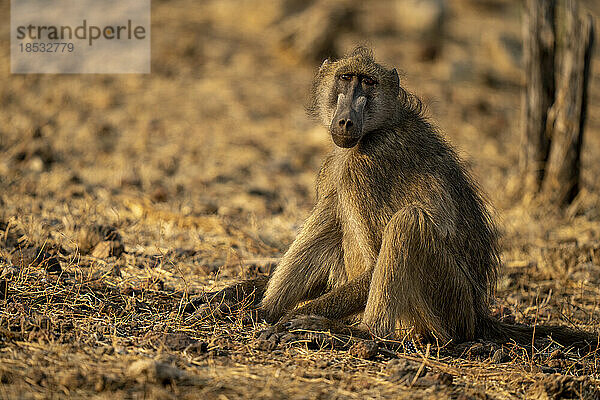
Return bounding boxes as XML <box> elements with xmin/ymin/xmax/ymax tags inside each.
<box><xmin>0</xmin><ymin>0</ymin><xmax>599</xmax><ymax>292</ymax></box>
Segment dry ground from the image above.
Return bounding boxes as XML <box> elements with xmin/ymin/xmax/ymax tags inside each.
<box><xmin>1</xmin><ymin>0</ymin><xmax>600</xmax><ymax>398</ymax></box>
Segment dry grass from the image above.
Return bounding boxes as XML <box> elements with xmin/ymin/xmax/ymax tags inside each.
<box><xmin>1</xmin><ymin>0</ymin><xmax>600</xmax><ymax>398</ymax></box>
<box><xmin>2</xmin><ymin>256</ymin><xmax>600</xmax><ymax>399</ymax></box>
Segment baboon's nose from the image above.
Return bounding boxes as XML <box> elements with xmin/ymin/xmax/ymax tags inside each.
<box><xmin>338</xmin><ymin>119</ymin><xmax>354</xmax><ymax>132</ymax></box>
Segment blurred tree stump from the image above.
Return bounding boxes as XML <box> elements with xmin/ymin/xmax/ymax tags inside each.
<box><xmin>520</xmin><ymin>0</ymin><xmax>594</xmax><ymax>207</ymax></box>
<box><xmin>520</xmin><ymin>0</ymin><xmax>555</xmax><ymax>195</ymax></box>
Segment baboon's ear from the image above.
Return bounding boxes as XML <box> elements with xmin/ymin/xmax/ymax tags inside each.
<box><xmin>320</xmin><ymin>58</ymin><xmax>330</xmax><ymax>71</ymax></box>
<box><xmin>391</xmin><ymin>68</ymin><xmax>400</xmax><ymax>94</ymax></box>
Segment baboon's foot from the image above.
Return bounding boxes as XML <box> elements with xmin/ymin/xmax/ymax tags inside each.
<box><xmin>256</xmin><ymin>315</ymin><xmax>360</xmax><ymax>349</ymax></box>
<box><xmin>184</xmin><ymin>286</ymin><xmax>263</xmax><ymax>322</ymax></box>
<box><xmin>184</xmin><ymin>276</ymin><xmax>269</xmax><ymax>320</ymax></box>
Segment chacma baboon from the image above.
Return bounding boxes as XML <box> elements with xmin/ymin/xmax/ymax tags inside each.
<box><xmin>189</xmin><ymin>47</ymin><xmax>596</xmax><ymax>350</ymax></box>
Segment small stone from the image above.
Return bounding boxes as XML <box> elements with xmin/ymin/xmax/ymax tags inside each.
<box><xmin>432</xmin><ymin>371</ymin><xmax>454</xmax><ymax>385</ymax></box>
<box><xmin>28</xmin><ymin>156</ymin><xmax>44</xmax><ymax>172</ymax></box>
<box><xmin>386</xmin><ymin>358</ymin><xmax>427</xmax><ymax>384</ymax></box>
<box><xmin>387</xmin><ymin>358</ymin><xmax>423</xmax><ymax>372</ymax></box>
<box><xmin>151</xmin><ymin>186</ymin><xmax>168</xmax><ymax>203</ymax></box>
<box><xmin>28</xmin><ymin>370</ymin><xmax>45</xmax><ymax>385</ymax></box>
<box><xmin>217</xmin><ymin>206</ymin><xmax>239</xmax><ymax>217</ymax></box>
<box><xmin>58</xmin><ymin>371</ymin><xmax>86</xmax><ymax>389</ymax></box>
<box><xmin>0</xmin><ymin>255</ymin><xmax>11</xmax><ymax>266</ymax></box>
<box><xmin>547</xmin><ymin>359</ymin><xmax>566</xmax><ymax>369</ymax></box>
<box><xmin>491</xmin><ymin>348</ymin><xmax>510</xmax><ymax>363</ymax></box>
<box><xmin>188</xmin><ymin>341</ymin><xmax>209</xmax><ymax>354</ymax></box>
<box><xmin>160</xmin><ymin>332</ymin><xmax>198</xmax><ymax>351</ymax></box>
<box><xmin>528</xmin><ymin>373</ymin><xmax>591</xmax><ymax>399</ymax></box>
<box><xmin>77</xmin><ymin>224</ymin><xmax>123</xmax><ymax>254</ymax></box>
<box><xmin>44</xmin><ymin>256</ymin><xmax>62</xmax><ymax>274</ymax></box>
<box><xmin>1</xmin><ymin>263</ymin><xmax>20</xmax><ymax>279</ymax></box>
<box><xmin>11</xmin><ymin>247</ymin><xmax>61</xmax><ymax>273</ymax></box>
<box><xmin>467</xmin><ymin>342</ymin><xmax>484</xmax><ymax>355</ymax></box>
<box><xmin>93</xmin><ymin>375</ymin><xmax>106</xmax><ymax>392</ymax></box>
<box><xmin>0</xmin><ymin>370</ymin><xmax>13</xmax><ymax>384</ymax></box>
<box><xmin>92</xmin><ymin>240</ymin><xmax>124</xmax><ymax>258</ymax></box>
<box><xmin>115</xmin><ymin>347</ymin><xmax>128</xmax><ymax>355</ymax></box>
<box><xmin>349</xmin><ymin>340</ymin><xmax>378</xmax><ymax>359</ymax></box>
<box><xmin>12</xmin><ymin>247</ymin><xmax>41</xmax><ymax>267</ymax></box>
<box><xmin>550</xmin><ymin>349</ymin><xmax>565</xmax><ymax>359</ymax></box>
<box><xmin>255</xmin><ymin>338</ymin><xmax>278</xmax><ymax>351</ymax></box>
<box><xmin>467</xmin><ymin>342</ymin><xmax>498</xmax><ymax>358</ymax></box>
<box><xmin>110</xmin><ymin>265</ymin><xmax>122</xmax><ymax>277</ymax></box>
<box><xmin>198</xmin><ymin>202</ymin><xmax>219</xmax><ymax>215</ymax></box>
<box><xmin>126</xmin><ymin>359</ymin><xmax>186</xmax><ymax>385</ymax></box>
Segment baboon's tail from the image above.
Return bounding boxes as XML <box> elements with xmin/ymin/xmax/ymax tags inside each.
<box><xmin>479</xmin><ymin>316</ymin><xmax>599</xmax><ymax>352</ymax></box>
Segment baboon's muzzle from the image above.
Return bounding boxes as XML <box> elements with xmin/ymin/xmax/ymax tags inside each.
<box><xmin>330</xmin><ymin>93</ymin><xmax>367</xmax><ymax>148</ymax></box>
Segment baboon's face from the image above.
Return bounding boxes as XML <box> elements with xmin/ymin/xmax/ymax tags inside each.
<box><xmin>313</xmin><ymin>53</ymin><xmax>399</xmax><ymax>149</ymax></box>
<box><xmin>328</xmin><ymin>73</ymin><xmax>371</xmax><ymax>148</ymax></box>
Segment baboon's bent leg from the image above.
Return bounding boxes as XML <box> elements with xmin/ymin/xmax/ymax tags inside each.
<box><xmin>261</xmin><ymin>204</ymin><xmax>344</xmax><ymax>322</ymax></box>
<box><xmin>284</xmin><ymin>269</ymin><xmax>371</xmax><ymax>321</ymax></box>
<box><xmin>363</xmin><ymin>205</ymin><xmax>476</xmax><ymax>343</ymax></box>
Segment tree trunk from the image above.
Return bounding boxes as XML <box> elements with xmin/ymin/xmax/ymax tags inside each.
<box><xmin>542</xmin><ymin>4</ymin><xmax>594</xmax><ymax>206</ymax></box>
<box><xmin>520</xmin><ymin>0</ymin><xmax>555</xmax><ymax>195</ymax></box>
<box><xmin>520</xmin><ymin>0</ymin><xmax>594</xmax><ymax>207</ymax></box>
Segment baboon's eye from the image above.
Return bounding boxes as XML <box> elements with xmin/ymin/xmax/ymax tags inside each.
<box><xmin>362</xmin><ymin>77</ymin><xmax>376</xmax><ymax>86</ymax></box>
<box><xmin>339</xmin><ymin>74</ymin><xmax>352</xmax><ymax>81</ymax></box>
